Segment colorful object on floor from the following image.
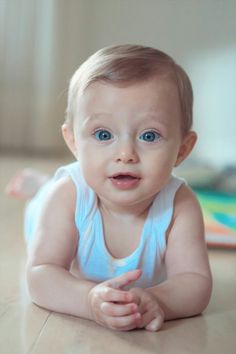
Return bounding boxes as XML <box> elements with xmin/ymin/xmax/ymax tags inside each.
<box><xmin>194</xmin><ymin>189</ymin><xmax>236</xmax><ymax>249</ymax></box>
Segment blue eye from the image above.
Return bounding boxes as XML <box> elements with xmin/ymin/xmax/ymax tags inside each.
<box><xmin>94</xmin><ymin>129</ymin><xmax>113</xmax><ymax>141</ymax></box>
<box><xmin>139</xmin><ymin>131</ymin><xmax>160</xmax><ymax>142</ymax></box>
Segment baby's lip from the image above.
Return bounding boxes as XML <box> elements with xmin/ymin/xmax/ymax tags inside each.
<box><xmin>109</xmin><ymin>172</ymin><xmax>141</xmax><ymax>190</ymax></box>
<box><xmin>110</xmin><ymin>172</ymin><xmax>141</xmax><ymax>179</ymax></box>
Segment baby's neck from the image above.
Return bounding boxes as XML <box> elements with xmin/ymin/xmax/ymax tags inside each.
<box><xmin>98</xmin><ymin>197</ymin><xmax>153</xmax><ymax>259</ymax></box>
<box><xmin>98</xmin><ymin>197</ymin><xmax>154</xmax><ymax>221</ymax></box>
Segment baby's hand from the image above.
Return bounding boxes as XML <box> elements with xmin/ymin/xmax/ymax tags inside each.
<box><xmin>88</xmin><ymin>270</ymin><xmax>142</xmax><ymax>331</ymax></box>
<box><xmin>129</xmin><ymin>288</ymin><xmax>165</xmax><ymax>332</ymax></box>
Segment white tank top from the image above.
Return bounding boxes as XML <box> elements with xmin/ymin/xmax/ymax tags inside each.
<box><xmin>53</xmin><ymin>162</ymin><xmax>185</xmax><ymax>288</ymax></box>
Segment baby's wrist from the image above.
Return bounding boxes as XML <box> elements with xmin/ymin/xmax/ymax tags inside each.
<box><xmin>87</xmin><ymin>286</ymin><xmax>97</xmax><ymax>321</ymax></box>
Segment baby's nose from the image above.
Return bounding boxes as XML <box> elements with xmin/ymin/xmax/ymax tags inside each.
<box><xmin>114</xmin><ymin>139</ymin><xmax>139</xmax><ymax>164</ymax></box>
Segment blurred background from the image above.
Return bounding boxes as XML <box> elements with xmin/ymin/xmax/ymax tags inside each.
<box><xmin>0</xmin><ymin>0</ymin><xmax>236</xmax><ymax>181</ymax></box>
<box><xmin>1</xmin><ymin>3</ymin><xmax>236</xmax><ymax>350</ymax></box>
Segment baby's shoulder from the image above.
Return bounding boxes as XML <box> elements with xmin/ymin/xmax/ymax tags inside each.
<box><xmin>173</xmin><ymin>183</ymin><xmax>202</xmax><ymax>218</ymax></box>
<box><xmin>51</xmin><ymin>175</ymin><xmax>76</xmax><ymax>193</ymax></box>
<box><xmin>43</xmin><ymin>176</ymin><xmax>76</xmax><ymax>214</ymax></box>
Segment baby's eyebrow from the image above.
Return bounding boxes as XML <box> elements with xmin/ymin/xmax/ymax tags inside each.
<box><xmin>81</xmin><ymin>111</ymin><xmax>170</xmax><ymax>131</ymax></box>
<box><xmin>138</xmin><ymin>113</ymin><xmax>170</xmax><ymax>128</ymax></box>
<box><xmin>81</xmin><ymin>113</ymin><xmax>111</xmax><ymax>127</ymax></box>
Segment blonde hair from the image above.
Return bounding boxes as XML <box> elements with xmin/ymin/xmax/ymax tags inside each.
<box><xmin>65</xmin><ymin>44</ymin><xmax>193</xmax><ymax>135</ymax></box>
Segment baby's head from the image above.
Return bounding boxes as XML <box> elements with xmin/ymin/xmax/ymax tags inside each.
<box><xmin>65</xmin><ymin>44</ymin><xmax>193</xmax><ymax>136</ymax></box>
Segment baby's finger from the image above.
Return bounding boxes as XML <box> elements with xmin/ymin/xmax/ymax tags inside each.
<box><xmin>106</xmin><ymin>312</ymin><xmax>141</xmax><ymax>331</ymax></box>
<box><xmin>106</xmin><ymin>269</ymin><xmax>142</xmax><ymax>290</ymax></box>
<box><xmin>101</xmin><ymin>302</ymin><xmax>138</xmax><ymax>317</ymax></box>
<box><xmin>145</xmin><ymin>316</ymin><xmax>164</xmax><ymax>332</ymax></box>
<box><xmin>139</xmin><ymin>306</ymin><xmax>164</xmax><ymax>331</ymax></box>
<box><xmin>100</xmin><ymin>287</ymin><xmax>133</xmax><ymax>303</ymax></box>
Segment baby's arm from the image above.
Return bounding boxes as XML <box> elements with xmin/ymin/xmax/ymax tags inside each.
<box><xmin>26</xmin><ymin>177</ymin><xmax>141</xmax><ymax>330</ymax></box>
<box><xmin>132</xmin><ymin>185</ymin><xmax>212</xmax><ymax>327</ymax></box>
<box><xmin>26</xmin><ymin>177</ymin><xmax>94</xmax><ymax>318</ymax></box>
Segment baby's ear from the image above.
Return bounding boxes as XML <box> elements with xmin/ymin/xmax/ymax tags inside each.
<box><xmin>61</xmin><ymin>123</ymin><xmax>77</xmax><ymax>157</ymax></box>
<box><xmin>175</xmin><ymin>131</ymin><xmax>197</xmax><ymax>166</ymax></box>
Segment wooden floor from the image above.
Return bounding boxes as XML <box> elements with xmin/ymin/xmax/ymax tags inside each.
<box><xmin>1</xmin><ymin>154</ymin><xmax>236</xmax><ymax>354</ymax></box>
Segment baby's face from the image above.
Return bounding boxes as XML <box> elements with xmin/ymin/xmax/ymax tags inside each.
<box><xmin>68</xmin><ymin>78</ymin><xmax>190</xmax><ymax>210</ymax></box>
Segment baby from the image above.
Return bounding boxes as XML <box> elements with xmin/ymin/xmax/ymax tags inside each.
<box><xmin>7</xmin><ymin>44</ymin><xmax>212</xmax><ymax>332</ymax></box>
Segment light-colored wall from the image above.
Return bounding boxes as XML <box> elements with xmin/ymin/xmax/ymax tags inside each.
<box><xmin>1</xmin><ymin>0</ymin><xmax>235</xmax><ymax>167</ymax></box>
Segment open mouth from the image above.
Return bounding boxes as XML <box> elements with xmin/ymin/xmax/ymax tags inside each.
<box><xmin>110</xmin><ymin>173</ymin><xmax>140</xmax><ymax>189</ymax></box>
<box><xmin>113</xmin><ymin>174</ymin><xmax>138</xmax><ymax>180</ymax></box>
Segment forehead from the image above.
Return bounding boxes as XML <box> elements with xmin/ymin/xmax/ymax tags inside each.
<box><xmin>74</xmin><ymin>77</ymin><xmax>180</xmax><ymax>118</ymax></box>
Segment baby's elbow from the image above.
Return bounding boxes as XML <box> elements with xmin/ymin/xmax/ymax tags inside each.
<box><xmin>26</xmin><ymin>265</ymin><xmax>48</xmax><ymax>308</ymax></box>
<box><xmin>195</xmin><ymin>274</ymin><xmax>213</xmax><ymax>315</ymax></box>
<box><xmin>204</xmin><ymin>277</ymin><xmax>213</xmax><ymax>310</ymax></box>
